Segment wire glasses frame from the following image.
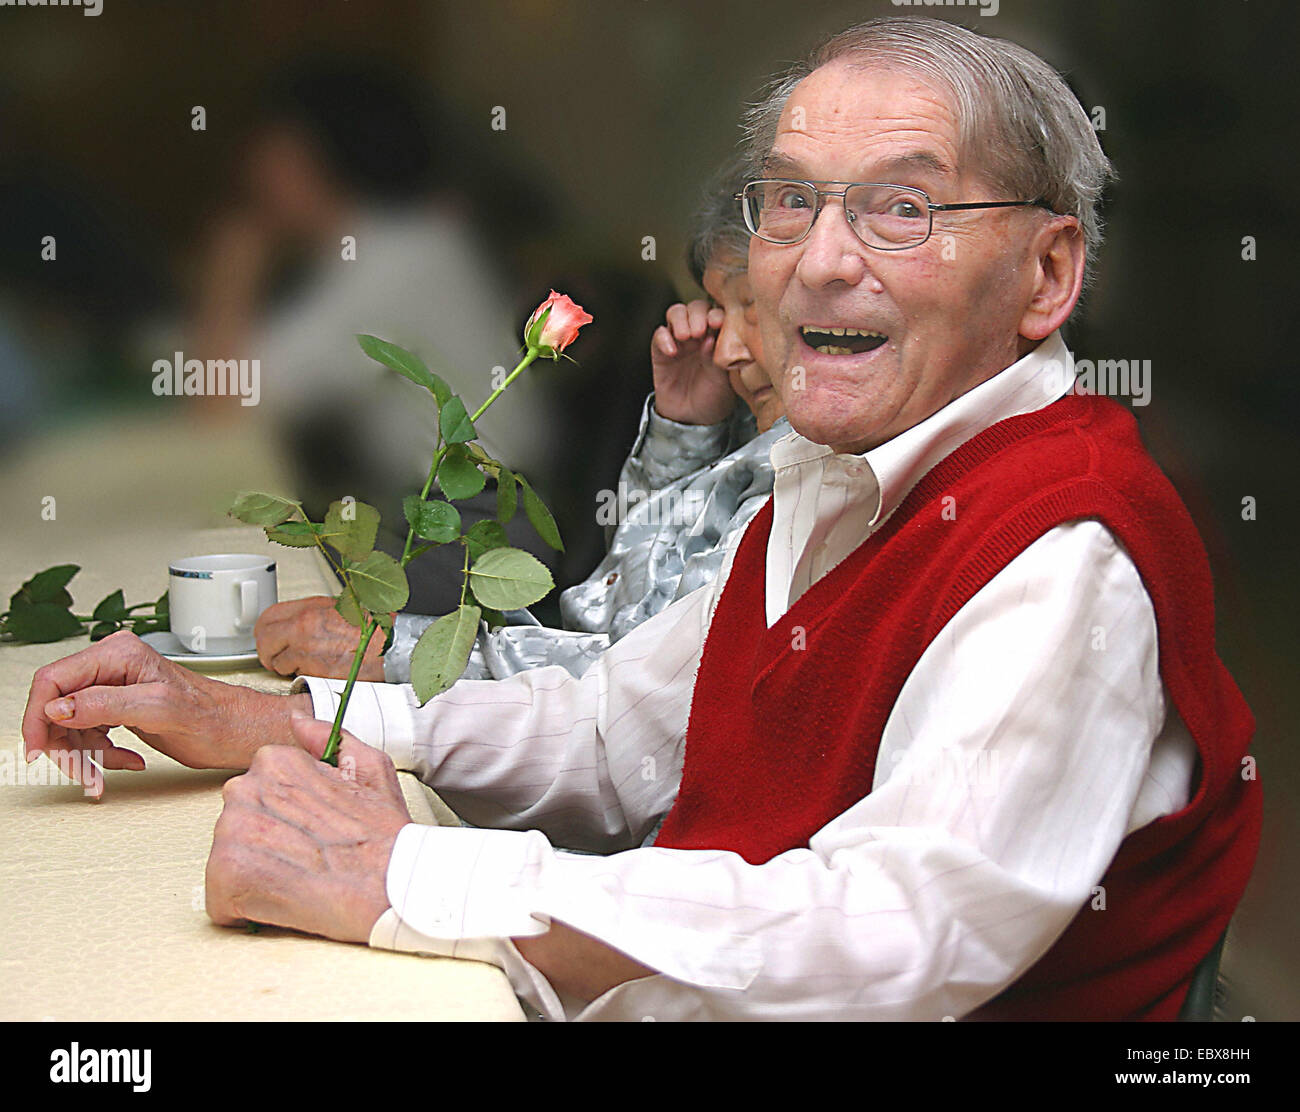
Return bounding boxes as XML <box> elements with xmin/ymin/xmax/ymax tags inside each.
<box><xmin>736</xmin><ymin>179</ymin><xmax>1052</xmax><ymax>251</ymax></box>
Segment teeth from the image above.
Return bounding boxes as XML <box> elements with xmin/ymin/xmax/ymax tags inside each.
<box><xmin>814</xmin><ymin>345</ymin><xmax>854</xmax><ymax>355</ymax></box>
<box><xmin>801</xmin><ymin>326</ymin><xmax>885</xmax><ymax>340</ymax></box>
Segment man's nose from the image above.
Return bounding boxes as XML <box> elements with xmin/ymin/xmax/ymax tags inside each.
<box><xmin>794</xmin><ymin>197</ymin><xmax>871</xmax><ymax>288</ymax></box>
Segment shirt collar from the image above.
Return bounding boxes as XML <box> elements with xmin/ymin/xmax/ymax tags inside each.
<box><xmin>769</xmin><ymin>330</ymin><xmax>1073</xmax><ymax>525</ymax></box>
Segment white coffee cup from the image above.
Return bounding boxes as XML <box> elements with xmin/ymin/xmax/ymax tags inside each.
<box><xmin>168</xmin><ymin>554</ymin><xmax>277</xmax><ymax>655</ymax></box>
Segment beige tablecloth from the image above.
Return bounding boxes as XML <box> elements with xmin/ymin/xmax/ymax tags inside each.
<box><xmin>0</xmin><ymin>413</ymin><xmax>524</xmax><ymax>1020</ymax></box>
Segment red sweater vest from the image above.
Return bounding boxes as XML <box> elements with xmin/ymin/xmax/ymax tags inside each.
<box><xmin>654</xmin><ymin>392</ymin><xmax>1261</xmax><ymax>1020</ymax></box>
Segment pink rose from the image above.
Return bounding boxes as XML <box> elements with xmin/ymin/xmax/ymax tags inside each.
<box><xmin>525</xmin><ymin>291</ymin><xmax>593</xmax><ymax>356</ymax></box>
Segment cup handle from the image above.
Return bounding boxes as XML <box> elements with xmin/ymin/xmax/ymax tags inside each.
<box><xmin>237</xmin><ymin>580</ymin><xmax>259</xmax><ymax>629</ymax></box>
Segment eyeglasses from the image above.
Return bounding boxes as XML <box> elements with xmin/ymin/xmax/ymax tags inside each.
<box><xmin>736</xmin><ymin>179</ymin><xmax>1051</xmax><ymax>251</ymax></box>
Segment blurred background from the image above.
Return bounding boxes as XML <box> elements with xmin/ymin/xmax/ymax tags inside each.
<box><xmin>0</xmin><ymin>0</ymin><xmax>1295</xmax><ymax>1018</ymax></box>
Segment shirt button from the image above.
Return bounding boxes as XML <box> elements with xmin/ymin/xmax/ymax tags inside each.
<box><xmin>605</xmin><ymin>573</ymin><xmax>618</xmax><ymax>585</ymax></box>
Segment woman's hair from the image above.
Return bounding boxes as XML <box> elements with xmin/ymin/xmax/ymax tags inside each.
<box><xmin>686</xmin><ymin>157</ymin><xmax>753</xmax><ymax>288</ymax></box>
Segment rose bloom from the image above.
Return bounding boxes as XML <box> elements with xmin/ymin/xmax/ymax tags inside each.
<box><xmin>527</xmin><ymin>290</ymin><xmax>593</xmax><ymax>355</ymax></box>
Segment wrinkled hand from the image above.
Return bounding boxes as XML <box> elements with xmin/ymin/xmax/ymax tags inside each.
<box><xmin>650</xmin><ymin>299</ymin><xmax>736</xmax><ymax>426</ymax></box>
<box><xmin>255</xmin><ymin>596</ymin><xmax>387</xmax><ymax>681</ymax></box>
<box><xmin>206</xmin><ymin>718</ymin><xmax>411</xmax><ymax>944</ymax></box>
<box><xmin>21</xmin><ymin>630</ymin><xmax>313</xmax><ymax>798</ymax></box>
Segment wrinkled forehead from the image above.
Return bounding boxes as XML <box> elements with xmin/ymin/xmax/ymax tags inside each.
<box><xmin>766</xmin><ymin>60</ymin><xmax>971</xmax><ymax>185</ymax></box>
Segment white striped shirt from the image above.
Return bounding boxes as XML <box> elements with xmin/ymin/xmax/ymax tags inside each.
<box><xmin>298</xmin><ymin>330</ymin><xmax>1196</xmax><ymax>1020</ymax></box>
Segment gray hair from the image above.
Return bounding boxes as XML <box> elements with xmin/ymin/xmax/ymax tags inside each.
<box><xmin>742</xmin><ymin>16</ymin><xmax>1114</xmax><ymax>291</ymax></box>
<box><xmin>686</xmin><ymin>157</ymin><xmax>753</xmax><ymax>288</ymax></box>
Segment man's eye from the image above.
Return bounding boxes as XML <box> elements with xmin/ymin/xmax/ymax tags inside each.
<box><xmin>775</xmin><ymin>188</ymin><xmax>811</xmax><ymax>210</ymax></box>
<box><xmin>887</xmin><ymin>198</ymin><xmax>925</xmax><ymax>219</ymax></box>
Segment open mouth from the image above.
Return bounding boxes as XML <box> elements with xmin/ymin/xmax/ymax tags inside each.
<box><xmin>799</xmin><ymin>325</ymin><xmax>887</xmax><ymax>356</ymax></box>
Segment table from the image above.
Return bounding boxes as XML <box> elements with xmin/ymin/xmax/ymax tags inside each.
<box><xmin>0</xmin><ymin>412</ymin><xmax>525</xmax><ymax>1020</ymax></box>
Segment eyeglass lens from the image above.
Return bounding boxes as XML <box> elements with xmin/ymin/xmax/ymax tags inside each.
<box><xmin>743</xmin><ymin>181</ymin><xmax>932</xmax><ymax>248</ymax></box>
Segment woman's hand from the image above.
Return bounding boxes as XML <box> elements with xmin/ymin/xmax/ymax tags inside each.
<box><xmin>650</xmin><ymin>299</ymin><xmax>736</xmax><ymax>426</ymax></box>
<box><xmin>255</xmin><ymin>596</ymin><xmax>387</xmax><ymax>682</ymax></box>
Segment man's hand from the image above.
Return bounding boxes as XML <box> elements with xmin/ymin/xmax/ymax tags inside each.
<box><xmin>255</xmin><ymin>596</ymin><xmax>386</xmax><ymax>681</ymax></box>
<box><xmin>21</xmin><ymin>630</ymin><xmax>315</xmax><ymax>797</ymax></box>
<box><xmin>650</xmin><ymin>300</ymin><xmax>736</xmax><ymax>426</ymax></box>
<box><xmin>205</xmin><ymin>719</ymin><xmax>411</xmax><ymax>944</ymax></box>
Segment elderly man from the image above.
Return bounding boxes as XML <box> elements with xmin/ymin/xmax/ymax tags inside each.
<box><xmin>22</xmin><ymin>17</ymin><xmax>1259</xmax><ymax>1021</ymax></box>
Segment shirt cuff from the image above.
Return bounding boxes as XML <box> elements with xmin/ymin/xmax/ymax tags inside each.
<box><xmin>379</xmin><ymin>822</ymin><xmax>552</xmax><ymax>938</ymax></box>
<box><xmin>289</xmin><ymin>675</ymin><xmax>419</xmax><ymax>771</ymax></box>
<box><xmin>634</xmin><ymin>393</ymin><xmax>734</xmax><ymax>486</ymax></box>
<box><xmin>367</xmin><ymin>911</ymin><xmax>570</xmax><ymax>1020</ymax></box>
<box><xmin>367</xmin><ymin>822</ymin><xmax>573</xmax><ymax>1019</ymax></box>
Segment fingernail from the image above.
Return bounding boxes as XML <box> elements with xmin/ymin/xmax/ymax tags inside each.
<box><xmin>25</xmin><ymin>749</ymin><xmax>40</xmax><ymax>764</ymax></box>
<box><xmin>47</xmin><ymin>698</ymin><xmax>74</xmax><ymax>721</ymax></box>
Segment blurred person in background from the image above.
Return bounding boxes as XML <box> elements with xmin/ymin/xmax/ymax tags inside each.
<box><xmin>187</xmin><ymin>56</ymin><xmax>561</xmax><ymax>613</ymax></box>
<box><xmin>253</xmin><ymin>160</ymin><xmax>790</xmax><ymax>686</ymax></box>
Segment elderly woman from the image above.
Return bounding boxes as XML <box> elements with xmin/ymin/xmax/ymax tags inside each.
<box><xmin>254</xmin><ymin>162</ymin><xmax>790</xmax><ymax>684</ymax></box>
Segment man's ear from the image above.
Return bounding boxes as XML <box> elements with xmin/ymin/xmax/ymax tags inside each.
<box><xmin>1019</xmin><ymin>216</ymin><xmax>1086</xmax><ymax>341</ymax></box>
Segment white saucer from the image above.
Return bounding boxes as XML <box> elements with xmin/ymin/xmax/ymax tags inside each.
<box><xmin>140</xmin><ymin>631</ymin><xmax>262</xmax><ymax>670</ymax></box>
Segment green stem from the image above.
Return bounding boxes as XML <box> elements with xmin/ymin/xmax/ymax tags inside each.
<box><xmin>398</xmin><ymin>347</ymin><xmax>539</xmax><ymax>571</ymax></box>
<box><xmin>321</xmin><ymin>617</ymin><xmax>380</xmax><ymax>765</ymax></box>
<box><xmin>400</xmin><ymin>443</ymin><xmax>448</xmax><ymax>566</ymax></box>
<box><xmin>470</xmin><ymin>350</ymin><xmax>539</xmax><ymax>424</ymax></box>
<box><xmin>319</xmin><ymin>346</ymin><xmax>541</xmax><ymax>767</ymax></box>
<box><xmin>300</xmin><ymin>507</ymin><xmax>349</xmax><ymax>583</ymax></box>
